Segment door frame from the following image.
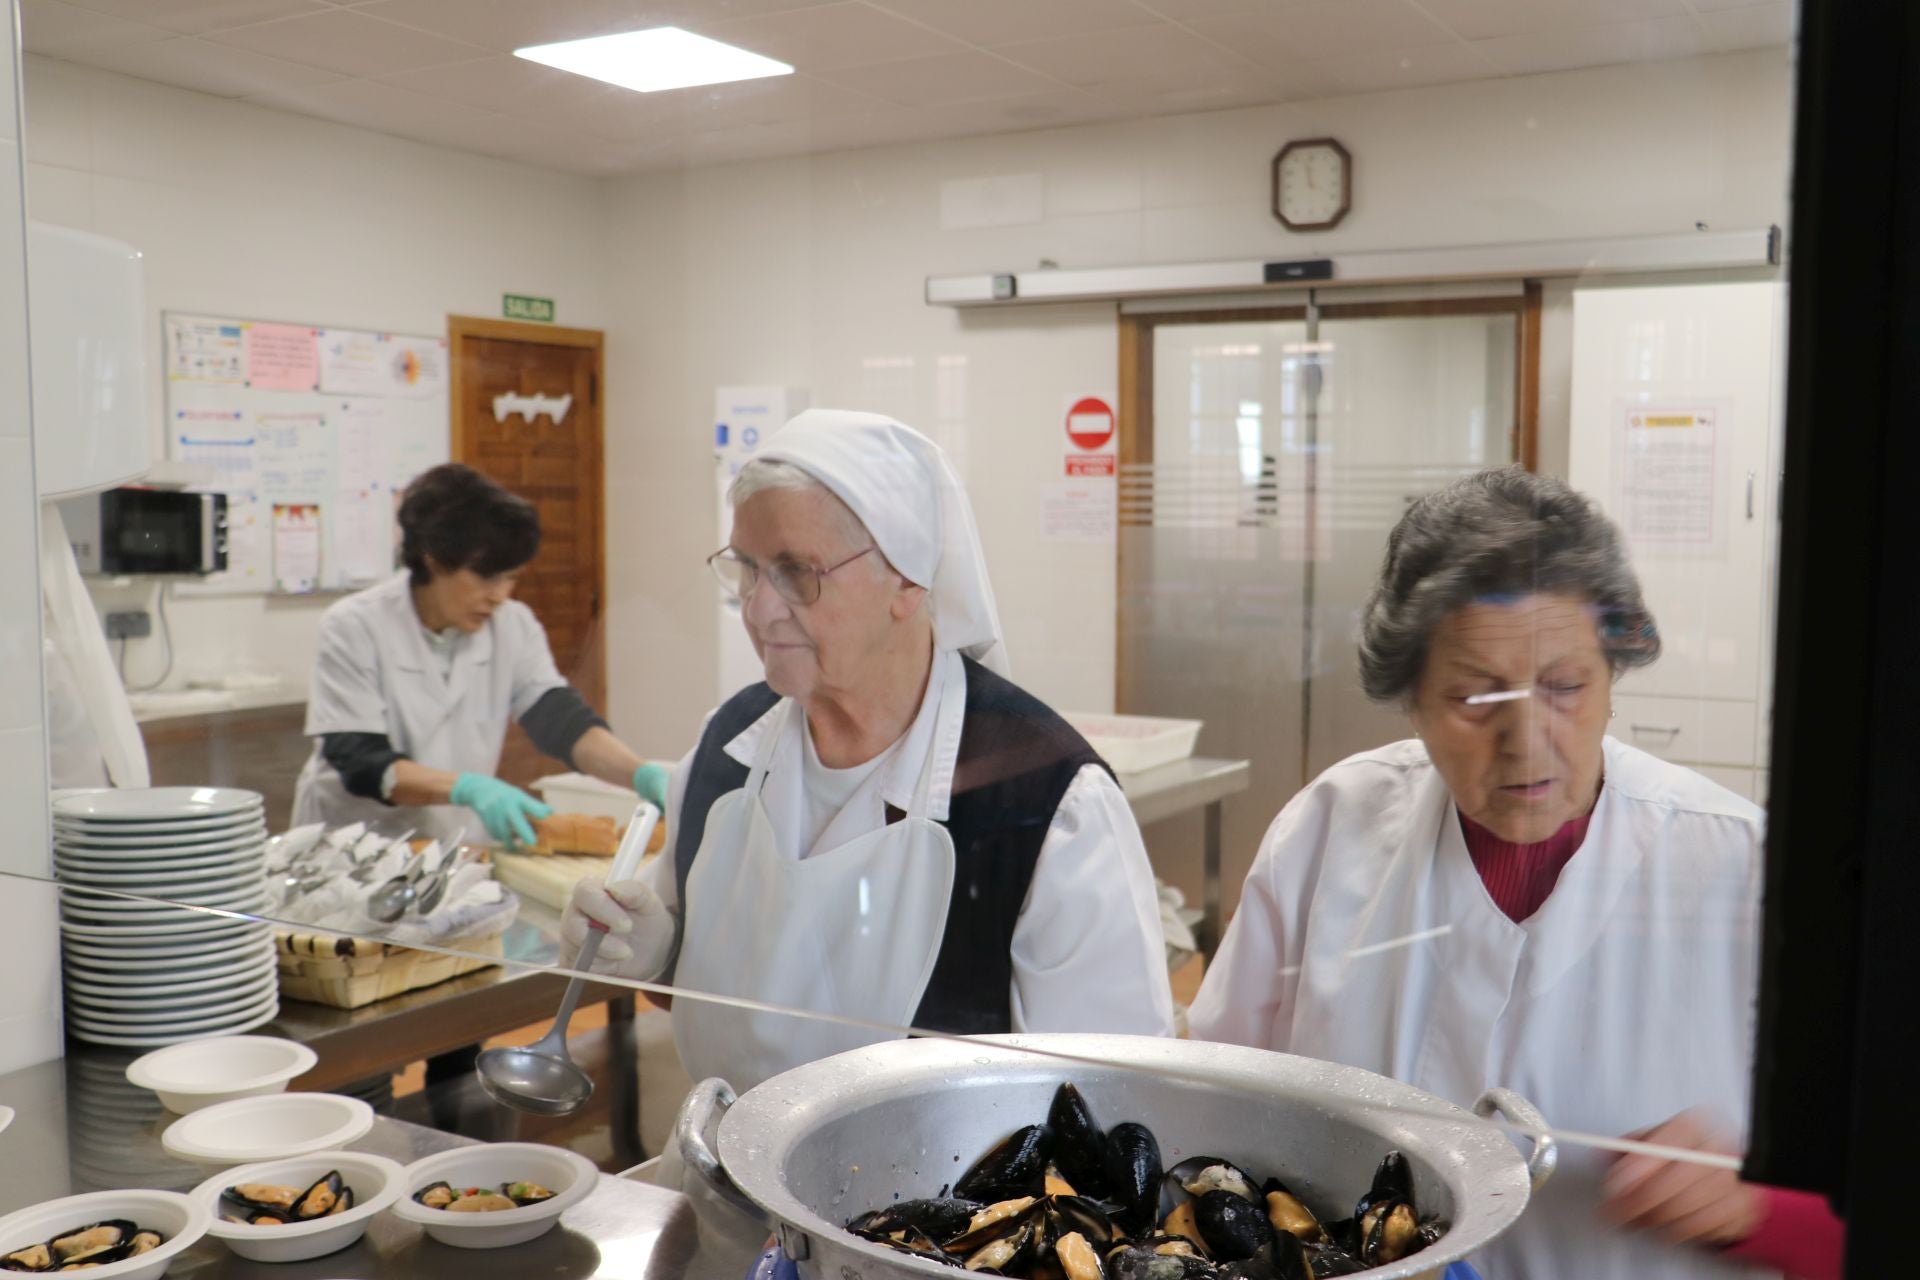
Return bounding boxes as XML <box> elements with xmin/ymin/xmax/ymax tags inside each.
<box><xmin>445</xmin><ymin>313</ymin><xmax>608</xmax><ymax>703</ymax></box>
<box><xmin>1114</xmin><ymin>287</ymin><xmax>1543</xmax><ymax>709</ymax></box>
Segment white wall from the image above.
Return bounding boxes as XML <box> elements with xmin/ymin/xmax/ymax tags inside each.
<box><xmin>21</xmin><ymin>56</ymin><xmax>618</xmax><ymax>697</ymax></box>
<box><xmin>600</xmin><ymin>48</ymin><xmax>1795</xmax><ymax>750</ymax></box>
<box><xmin>0</xmin><ymin>4</ymin><xmax>67</xmax><ymax>1073</ymax></box>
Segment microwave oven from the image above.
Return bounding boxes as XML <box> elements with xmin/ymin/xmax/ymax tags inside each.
<box><xmin>59</xmin><ymin>488</ymin><xmax>228</xmax><ymax>576</ymax></box>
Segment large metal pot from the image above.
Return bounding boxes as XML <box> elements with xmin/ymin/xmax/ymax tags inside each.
<box><xmin>676</xmin><ymin>1034</ymin><xmax>1555</xmax><ymax>1280</ymax></box>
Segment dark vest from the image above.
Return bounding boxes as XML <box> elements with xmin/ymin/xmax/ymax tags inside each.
<box><xmin>667</xmin><ymin>657</ymin><xmax>1108</xmax><ymax>1034</ymax></box>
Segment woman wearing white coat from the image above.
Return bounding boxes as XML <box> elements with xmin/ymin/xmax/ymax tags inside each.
<box><xmin>562</xmin><ymin>409</ymin><xmax>1173</xmax><ymax>1097</ymax></box>
<box><xmin>1190</xmin><ymin>469</ymin><xmax>1837</xmax><ymax>1279</ymax></box>
<box><xmin>293</xmin><ymin>463</ymin><xmax>665</xmax><ymax>848</ymax></box>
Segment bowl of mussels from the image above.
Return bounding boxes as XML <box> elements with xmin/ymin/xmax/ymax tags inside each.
<box><xmin>389</xmin><ymin>1143</ymin><xmax>599</xmax><ymax>1249</ymax></box>
<box><xmin>0</xmin><ymin>1189</ymin><xmax>209</xmax><ymax>1279</ymax></box>
<box><xmin>189</xmin><ymin>1152</ymin><xmax>405</xmax><ymax>1263</ymax></box>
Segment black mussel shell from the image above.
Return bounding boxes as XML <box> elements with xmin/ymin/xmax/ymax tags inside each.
<box><xmin>1109</xmin><ymin>1246</ymin><xmax>1220</xmax><ymax>1280</ymax></box>
<box><xmin>1220</xmin><ymin>1241</ymin><xmax>1311</xmax><ymax>1280</ymax></box>
<box><xmin>849</xmin><ymin>1198</ymin><xmax>983</xmax><ymax>1242</ymax></box>
<box><xmin>1353</xmin><ymin>1152</ymin><xmax>1412</xmax><ymax>1222</ymax></box>
<box><xmin>1049</xmin><ymin>1196</ymin><xmax>1122</xmax><ymax>1246</ymax></box>
<box><xmin>218</xmin><ymin>1191</ymin><xmax>293</xmax><ymax>1227</ymax></box>
<box><xmin>1046</xmin><ymin>1085</ymin><xmax>1111</xmax><ymax>1199</ymax></box>
<box><xmin>49</xmin><ymin>1220</ymin><xmax>138</xmax><ymax>1267</ymax></box>
<box><xmin>944</xmin><ymin>1198</ymin><xmax>1044</xmax><ymax>1255</ymax></box>
<box><xmin>295</xmin><ymin>1171</ymin><xmax>346</xmax><ymax>1219</ymax></box>
<box><xmin>412</xmin><ymin>1180</ymin><xmax>456</xmax><ymax>1209</ymax></box>
<box><xmin>1300</xmin><ymin>1244</ymin><xmax>1366</xmax><ymax>1278</ymax></box>
<box><xmin>1357</xmin><ymin>1200</ymin><xmax>1420</xmax><ymax>1266</ymax></box>
<box><xmin>956</xmin><ymin>1125</ymin><xmax>1050</xmax><ymax>1205</ymax></box>
<box><xmin>1194</xmin><ymin>1189</ymin><xmax>1274</xmax><ymax>1262</ymax></box>
<box><xmin>961</xmin><ymin>1219</ymin><xmax>1041</xmax><ymax>1274</ymax></box>
<box><xmin>873</xmin><ymin>1225</ymin><xmax>959</xmax><ymax>1266</ymax></box>
<box><xmin>1259</xmin><ymin>1180</ymin><xmax>1325</xmax><ymax>1245</ymax></box>
<box><xmin>1103</xmin><ymin>1123</ymin><xmax>1162</xmax><ymax>1237</ymax></box>
<box><xmin>328</xmin><ymin>1187</ymin><xmax>356</xmax><ymax>1217</ymax></box>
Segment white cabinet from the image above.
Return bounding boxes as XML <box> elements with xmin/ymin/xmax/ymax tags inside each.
<box><xmin>1569</xmin><ymin>282</ymin><xmax>1785</xmax><ymax>779</ymax></box>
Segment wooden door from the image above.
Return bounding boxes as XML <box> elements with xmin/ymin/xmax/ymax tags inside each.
<box><xmin>448</xmin><ymin>316</ymin><xmax>604</xmax><ymax>789</ymax></box>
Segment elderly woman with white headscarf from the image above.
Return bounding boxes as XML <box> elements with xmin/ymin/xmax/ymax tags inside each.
<box><xmin>562</xmin><ymin>409</ymin><xmax>1173</xmax><ymax>1094</ymax></box>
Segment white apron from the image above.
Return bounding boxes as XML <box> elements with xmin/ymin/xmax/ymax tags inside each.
<box><xmin>1192</xmin><ymin>739</ymin><xmax>1767</xmax><ymax>1280</ymax></box>
<box><xmin>671</xmin><ymin>693</ymin><xmax>959</xmax><ymax>1095</ymax></box>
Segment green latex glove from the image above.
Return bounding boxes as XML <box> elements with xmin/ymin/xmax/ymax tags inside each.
<box><xmin>632</xmin><ymin>763</ymin><xmax>670</xmax><ymax>813</ymax></box>
<box><xmin>449</xmin><ymin>773</ymin><xmax>552</xmax><ymax>848</ymax></box>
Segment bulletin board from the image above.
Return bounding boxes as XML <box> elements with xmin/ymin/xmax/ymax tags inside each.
<box><xmin>163</xmin><ymin>313</ymin><xmax>450</xmax><ymax>595</ymax></box>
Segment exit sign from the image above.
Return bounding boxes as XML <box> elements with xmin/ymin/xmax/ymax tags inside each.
<box><xmin>503</xmin><ymin>294</ymin><xmax>555</xmax><ymax>323</ymax></box>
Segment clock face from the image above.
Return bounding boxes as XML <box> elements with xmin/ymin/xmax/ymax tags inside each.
<box><xmin>1273</xmin><ymin>139</ymin><xmax>1351</xmax><ymax>230</ymax></box>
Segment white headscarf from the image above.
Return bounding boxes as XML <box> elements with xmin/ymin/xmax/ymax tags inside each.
<box><xmin>753</xmin><ymin>409</ymin><xmax>1010</xmax><ymax>677</ymax></box>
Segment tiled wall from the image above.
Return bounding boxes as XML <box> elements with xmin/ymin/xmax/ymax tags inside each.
<box><xmin>0</xmin><ymin>0</ymin><xmax>66</xmax><ymax>1072</ymax></box>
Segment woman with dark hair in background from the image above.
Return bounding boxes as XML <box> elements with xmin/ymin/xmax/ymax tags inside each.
<box><xmin>291</xmin><ymin>462</ymin><xmax>665</xmax><ymax>847</ymax></box>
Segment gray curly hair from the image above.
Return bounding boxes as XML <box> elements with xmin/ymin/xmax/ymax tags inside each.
<box><xmin>1358</xmin><ymin>466</ymin><xmax>1660</xmax><ymax>706</ymax></box>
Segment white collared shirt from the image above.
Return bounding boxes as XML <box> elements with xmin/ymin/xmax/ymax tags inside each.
<box><xmin>640</xmin><ymin>653</ymin><xmax>1175</xmax><ymax>1037</ymax></box>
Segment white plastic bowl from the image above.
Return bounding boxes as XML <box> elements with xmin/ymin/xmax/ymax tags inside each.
<box><xmin>0</xmin><ymin>1189</ymin><xmax>209</xmax><ymax>1280</ymax></box>
<box><xmin>390</xmin><ymin>1143</ymin><xmax>598</xmax><ymax>1249</ymax></box>
<box><xmin>161</xmin><ymin>1093</ymin><xmax>373</xmax><ymax>1165</ymax></box>
<box><xmin>190</xmin><ymin>1151</ymin><xmax>403</xmax><ymax>1262</ymax></box>
<box><xmin>125</xmin><ymin>1038</ymin><xmax>313</xmax><ymax>1108</ymax></box>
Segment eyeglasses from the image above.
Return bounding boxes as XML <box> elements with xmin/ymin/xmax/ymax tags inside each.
<box><xmin>708</xmin><ymin>545</ymin><xmax>877</xmax><ymax>607</ymax></box>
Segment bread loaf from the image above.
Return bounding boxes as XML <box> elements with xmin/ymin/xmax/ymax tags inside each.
<box><xmin>527</xmin><ymin>812</ymin><xmax>620</xmax><ymax>856</ymax></box>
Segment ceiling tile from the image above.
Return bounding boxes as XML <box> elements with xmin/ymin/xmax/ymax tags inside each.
<box><xmin>360</xmin><ymin>0</ymin><xmax>687</xmax><ymax>53</ymax></box>
<box><xmin>677</xmin><ymin>73</ymin><xmax>892</xmax><ymax>130</ymax></box>
<box><xmin>996</xmin><ymin>22</ymin><xmax>1251</xmax><ymax>92</ymax></box>
<box><xmin>1189</xmin><ymin>0</ymin><xmax>1457</xmax><ymax>60</ymax></box>
<box><xmin>207</xmin><ymin>7</ymin><xmax>490</xmax><ymax>75</ymax></box>
<box><xmin>817</xmin><ymin>51</ymin><xmax>1063</xmax><ymax>108</ymax></box>
<box><xmin>1476</xmin><ymin>16</ymin><xmax>1711</xmax><ymax>76</ymax></box>
<box><xmin>1415</xmin><ymin>0</ymin><xmax>1689</xmax><ymax>42</ymax></box>
<box><xmin>245</xmin><ymin>75</ymin><xmax>493</xmax><ymax>139</ymax></box>
<box><xmin>20</xmin><ymin>0</ymin><xmax>170</xmax><ymax>55</ymax></box>
<box><xmin>1700</xmin><ymin>2</ymin><xmax>1794</xmax><ymax>51</ymax></box>
<box><xmin>59</xmin><ymin>33</ymin><xmax>347</xmax><ymax>97</ymax></box>
<box><xmin>1134</xmin><ymin>0</ymin><xmax>1274</xmax><ymax>19</ymax></box>
<box><xmin>866</xmin><ymin>0</ymin><xmax>1162</xmax><ymax>47</ymax></box>
<box><xmin>379</xmin><ymin>54</ymin><xmax>634</xmax><ymax>116</ymax></box>
<box><xmin>1315</xmin><ymin>40</ymin><xmax>1502</xmax><ymax>94</ymax></box>
<box><xmin>692</xmin><ymin>3</ymin><xmax>967</xmax><ymax>73</ymax></box>
<box><xmin>57</xmin><ymin>0</ymin><xmax>329</xmax><ymax>35</ymax></box>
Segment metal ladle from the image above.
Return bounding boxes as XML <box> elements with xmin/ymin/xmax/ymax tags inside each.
<box><xmin>476</xmin><ymin>802</ymin><xmax>660</xmax><ymax>1115</ymax></box>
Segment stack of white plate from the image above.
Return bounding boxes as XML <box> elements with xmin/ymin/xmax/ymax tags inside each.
<box><xmin>54</xmin><ymin>787</ymin><xmax>278</xmax><ymax>1048</ymax></box>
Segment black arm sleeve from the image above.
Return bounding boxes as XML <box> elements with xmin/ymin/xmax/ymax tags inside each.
<box><xmin>519</xmin><ymin>685</ymin><xmax>609</xmax><ymax>769</ymax></box>
<box><xmin>321</xmin><ymin>731</ymin><xmax>405</xmax><ymax>803</ymax></box>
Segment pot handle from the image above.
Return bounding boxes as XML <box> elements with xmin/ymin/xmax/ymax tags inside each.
<box><xmin>1473</xmin><ymin>1087</ymin><xmax>1559</xmax><ymax>1191</ymax></box>
<box><xmin>676</xmin><ymin>1077</ymin><xmax>776</xmax><ymax>1230</ymax></box>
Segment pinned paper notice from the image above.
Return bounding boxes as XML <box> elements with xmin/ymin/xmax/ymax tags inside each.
<box><xmin>272</xmin><ymin>503</ymin><xmax>322</xmax><ymax>594</ymax></box>
<box><xmin>1619</xmin><ymin>401</ymin><xmax>1724</xmax><ymax>555</ymax></box>
<box><xmin>1040</xmin><ymin>480</ymin><xmax>1116</xmax><ymax>543</ymax></box>
<box><xmin>244</xmin><ymin>323</ymin><xmax>319</xmax><ymax>391</ymax></box>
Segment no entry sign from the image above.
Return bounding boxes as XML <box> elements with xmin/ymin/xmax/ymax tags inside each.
<box><xmin>1067</xmin><ymin>397</ymin><xmax>1115</xmax><ymax>450</ymax></box>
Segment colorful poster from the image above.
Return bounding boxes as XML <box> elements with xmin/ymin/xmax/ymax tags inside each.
<box><xmin>166</xmin><ymin>315</ymin><xmax>246</xmax><ymax>383</ymax></box>
<box><xmin>244</xmin><ymin>323</ymin><xmax>319</xmax><ymax>391</ymax></box>
<box><xmin>317</xmin><ymin>329</ymin><xmax>448</xmax><ymax>399</ymax></box>
<box><xmin>272</xmin><ymin>503</ymin><xmax>322</xmax><ymax>594</ymax></box>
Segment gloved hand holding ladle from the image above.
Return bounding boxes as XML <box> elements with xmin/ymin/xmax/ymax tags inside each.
<box><xmin>475</xmin><ymin>802</ymin><xmax>660</xmax><ymax>1115</ymax></box>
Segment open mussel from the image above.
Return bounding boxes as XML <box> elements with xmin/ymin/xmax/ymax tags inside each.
<box><xmin>1260</xmin><ymin>1180</ymin><xmax>1324</xmax><ymax>1246</ymax></box>
<box><xmin>1355</xmin><ymin>1200</ymin><xmax>1419</xmax><ymax>1267</ymax></box>
<box><xmin>1191</xmin><ymin>1190</ymin><xmax>1273</xmax><ymax>1262</ymax></box>
<box><xmin>1351</xmin><ymin>1152</ymin><xmax>1411</xmax><ymax>1223</ymax></box>
<box><xmin>1055</xmin><ymin>1231</ymin><xmax>1105</xmax><ymax>1280</ymax></box>
<box><xmin>849</xmin><ymin>1198</ymin><xmax>984</xmax><ymax>1242</ymax></box>
<box><xmin>2</xmin><ymin>1220</ymin><xmax>154</xmax><ymax>1271</ymax></box>
<box><xmin>1102</xmin><ymin>1122</ymin><xmax>1162</xmax><ymax>1237</ymax></box>
<box><xmin>1046</xmin><ymin>1085</ymin><xmax>1111</xmax><ymax>1199</ymax></box>
<box><xmin>955</xmin><ymin>1125</ymin><xmax>1050</xmax><ymax>1204</ymax></box>
<box><xmin>221</xmin><ymin>1171</ymin><xmax>354</xmax><ymax>1226</ymax></box>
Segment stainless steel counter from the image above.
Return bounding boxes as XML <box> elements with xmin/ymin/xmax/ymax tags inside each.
<box><xmin>0</xmin><ymin>1057</ymin><xmax>697</xmax><ymax>1280</ymax></box>
<box><xmin>1115</xmin><ymin>756</ymin><xmax>1252</xmax><ymax>957</ymax></box>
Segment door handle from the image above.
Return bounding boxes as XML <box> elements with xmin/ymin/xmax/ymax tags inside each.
<box><xmin>1746</xmin><ymin>470</ymin><xmax>1755</xmax><ymax>519</ymax></box>
<box><xmin>1630</xmin><ymin>723</ymin><xmax>1683</xmax><ymax>743</ymax></box>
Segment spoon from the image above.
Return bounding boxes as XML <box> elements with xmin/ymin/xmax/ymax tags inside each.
<box><xmin>476</xmin><ymin>802</ymin><xmax>660</xmax><ymax>1116</ymax></box>
<box><xmin>366</xmin><ymin>845</ymin><xmax>432</xmax><ymax>924</ymax></box>
<box><xmin>413</xmin><ymin>835</ymin><xmax>473</xmax><ymax>916</ymax></box>
<box><xmin>347</xmin><ymin>829</ymin><xmax>415</xmax><ymax>885</ymax></box>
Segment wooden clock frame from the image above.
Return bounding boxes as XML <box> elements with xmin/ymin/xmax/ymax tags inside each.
<box><xmin>1271</xmin><ymin>137</ymin><xmax>1352</xmax><ymax>231</ymax></box>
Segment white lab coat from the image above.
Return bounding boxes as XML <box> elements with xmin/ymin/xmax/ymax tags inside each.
<box><xmin>639</xmin><ymin>653</ymin><xmax>1176</xmax><ymax>1055</ymax></box>
<box><xmin>1189</xmin><ymin>737</ymin><xmax>1768</xmax><ymax>1280</ymax></box>
<box><xmin>292</xmin><ymin>573</ymin><xmax>567</xmax><ymax>845</ymax></box>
